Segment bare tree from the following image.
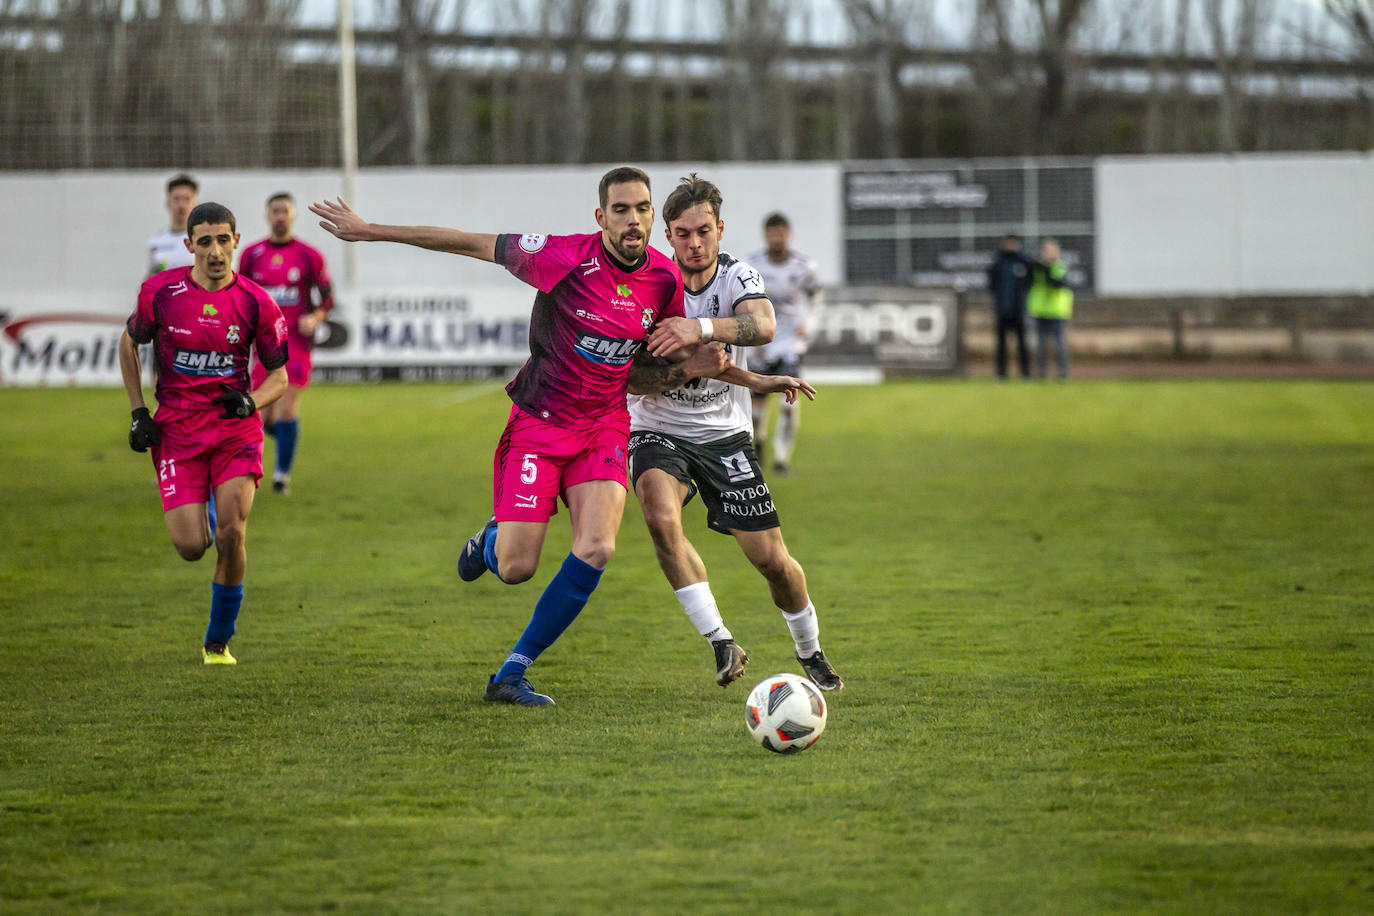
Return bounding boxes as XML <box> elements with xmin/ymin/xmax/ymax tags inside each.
<box><xmin>1168</xmin><ymin>0</ymin><xmax>1195</xmax><ymax>151</ymax></box>
<box><xmin>605</xmin><ymin>0</ymin><xmax>634</xmax><ymax>159</ymax></box>
<box><xmin>718</xmin><ymin>0</ymin><xmax>793</xmax><ymax>160</ymax></box>
<box><xmin>390</xmin><ymin>0</ymin><xmax>443</xmax><ymax>165</ymax></box>
<box><xmin>967</xmin><ymin>0</ymin><xmax>1025</xmax><ymax>155</ymax></box>
<box><xmin>548</xmin><ymin>0</ymin><xmax>596</xmax><ymax>164</ymax></box>
<box><xmin>1205</xmin><ymin>0</ymin><xmax>1276</xmax><ymax>153</ymax></box>
<box><xmin>1323</xmin><ymin>0</ymin><xmax>1374</xmax><ymax>144</ymax></box>
<box><xmin>1031</xmin><ymin>0</ymin><xmax>1092</xmax><ymax>153</ymax></box>
<box><xmin>841</xmin><ymin>0</ymin><xmax>915</xmax><ymax>160</ymax></box>
<box><xmin>440</xmin><ymin>2</ymin><xmax>475</xmax><ymax>164</ymax></box>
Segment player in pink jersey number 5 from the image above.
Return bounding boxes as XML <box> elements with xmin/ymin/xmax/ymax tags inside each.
<box><xmin>309</xmin><ymin>167</ymin><xmax>728</xmax><ymax>706</ymax></box>
<box><xmin>118</xmin><ymin>202</ymin><xmax>290</xmax><ymax>665</ymax></box>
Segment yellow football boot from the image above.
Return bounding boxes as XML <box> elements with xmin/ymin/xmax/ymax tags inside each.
<box><xmin>202</xmin><ymin>642</ymin><xmax>237</xmax><ymax>665</ymax></box>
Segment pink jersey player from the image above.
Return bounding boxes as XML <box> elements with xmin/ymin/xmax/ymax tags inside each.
<box><xmin>120</xmin><ymin>201</ymin><xmax>291</xmax><ymax>667</ymax></box>
<box><xmin>492</xmin><ymin>230</ymin><xmax>684</xmax><ymax>522</ymax></box>
<box><xmin>309</xmin><ymin>169</ymin><xmax>732</xmax><ymax>707</ymax></box>
<box><xmin>240</xmin><ymin>236</ymin><xmax>332</xmax><ymax>389</ymax></box>
<box><xmin>500</xmin><ymin>231</ymin><xmax>684</xmax><ymax>427</ymax></box>
<box><xmin>127</xmin><ymin>266</ymin><xmax>289</xmax><ymax>509</ymax></box>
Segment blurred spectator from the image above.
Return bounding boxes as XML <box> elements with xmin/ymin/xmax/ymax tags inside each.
<box><xmin>1028</xmin><ymin>239</ymin><xmax>1073</xmax><ymax>379</ymax></box>
<box><xmin>985</xmin><ymin>233</ymin><xmax>1032</xmax><ymax>379</ymax></box>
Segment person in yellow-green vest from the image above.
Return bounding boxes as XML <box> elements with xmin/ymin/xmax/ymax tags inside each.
<box><xmin>1027</xmin><ymin>238</ymin><xmax>1073</xmax><ymax>379</ymax></box>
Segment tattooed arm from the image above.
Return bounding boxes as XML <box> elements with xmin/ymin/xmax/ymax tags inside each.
<box><xmin>627</xmin><ymin>344</ymin><xmax>731</xmax><ymax>395</ymax></box>
<box><xmin>646</xmin><ymin>296</ymin><xmax>777</xmax><ymax>356</ymax></box>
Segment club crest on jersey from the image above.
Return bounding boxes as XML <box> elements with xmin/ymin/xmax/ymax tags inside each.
<box><xmin>641</xmin><ymin>308</ymin><xmax>654</xmax><ymax>330</ymax></box>
<box><xmin>288</xmin><ymin>267</ymin><xmax>301</xmax><ymax>282</ymax></box>
<box><xmin>225</xmin><ymin>324</ymin><xmax>242</xmax><ymax>344</ymax></box>
<box><xmin>519</xmin><ymin>233</ymin><xmax>547</xmax><ymax>253</ymax></box>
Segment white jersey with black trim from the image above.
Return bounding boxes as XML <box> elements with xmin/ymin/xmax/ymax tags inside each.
<box><xmin>147</xmin><ymin>228</ymin><xmax>195</xmax><ymax>275</ymax></box>
<box><xmin>628</xmin><ymin>252</ymin><xmax>768</xmax><ymax>444</ymax></box>
<box><xmin>745</xmin><ymin>248</ymin><xmax>820</xmax><ymax>363</ymax></box>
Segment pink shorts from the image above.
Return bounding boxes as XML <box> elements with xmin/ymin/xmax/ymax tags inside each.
<box><xmin>252</xmin><ymin>349</ymin><xmax>312</xmax><ymax>389</ymax></box>
<box><xmin>150</xmin><ymin>407</ymin><xmax>264</xmax><ymax>512</ymax></box>
<box><xmin>492</xmin><ymin>404</ymin><xmax>628</xmax><ymax>523</ymax></box>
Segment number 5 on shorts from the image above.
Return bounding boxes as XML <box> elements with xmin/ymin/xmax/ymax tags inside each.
<box><xmin>521</xmin><ymin>453</ymin><xmax>538</xmax><ymax>485</ymax></box>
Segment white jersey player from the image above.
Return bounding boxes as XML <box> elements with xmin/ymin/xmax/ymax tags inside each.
<box><xmin>746</xmin><ymin>212</ymin><xmax>822</xmax><ymax>475</ymax></box>
<box><xmin>142</xmin><ymin>174</ymin><xmax>200</xmax><ymax>384</ymax></box>
<box><xmin>627</xmin><ymin>174</ymin><xmax>842</xmax><ymax>693</ymax></box>
<box><xmin>627</xmin><ymin>250</ymin><xmax>762</xmax><ymax>444</ymax></box>
<box><xmin>147</xmin><ymin>174</ymin><xmax>199</xmax><ymax>276</ymax></box>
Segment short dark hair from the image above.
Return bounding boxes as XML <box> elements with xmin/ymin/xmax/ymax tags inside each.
<box><xmin>1003</xmin><ymin>232</ymin><xmax>1020</xmax><ymax>243</ymax></box>
<box><xmin>598</xmin><ymin>166</ymin><xmax>652</xmax><ymax>210</ymax></box>
<box><xmin>166</xmin><ymin>173</ymin><xmax>198</xmax><ymax>195</ymax></box>
<box><xmin>763</xmin><ymin>212</ymin><xmax>789</xmax><ymax>230</ymax></box>
<box><xmin>186</xmin><ymin>202</ymin><xmax>237</xmax><ymax>238</ymax></box>
<box><xmin>663</xmin><ymin>173</ymin><xmax>723</xmax><ymax>225</ymax></box>
<box><xmin>267</xmin><ymin>191</ymin><xmax>294</xmax><ymax>206</ymax></box>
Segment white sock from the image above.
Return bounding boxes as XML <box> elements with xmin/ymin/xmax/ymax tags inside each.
<box><xmin>676</xmin><ymin>581</ymin><xmax>731</xmax><ymax>642</ymax></box>
<box><xmin>774</xmin><ymin>402</ymin><xmax>799</xmax><ymax>464</ymax></box>
<box><xmin>782</xmin><ymin>601</ymin><xmax>820</xmax><ymax>657</ymax></box>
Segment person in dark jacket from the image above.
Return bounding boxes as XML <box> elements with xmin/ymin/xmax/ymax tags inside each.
<box><xmin>986</xmin><ymin>233</ymin><xmax>1032</xmax><ymax>379</ymax></box>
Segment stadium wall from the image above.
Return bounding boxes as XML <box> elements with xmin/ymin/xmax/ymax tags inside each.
<box><xmin>1094</xmin><ymin>152</ymin><xmax>1374</xmax><ymax>297</ymax></box>
<box><xmin>2</xmin><ymin>155</ymin><xmax>1370</xmax><ymax>385</ymax></box>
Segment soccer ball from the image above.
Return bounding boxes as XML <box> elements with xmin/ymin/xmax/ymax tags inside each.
<box><xmin>745</xmin><ymin>673</ymin><xmax>827</xmax><ymax>754</ymax></box>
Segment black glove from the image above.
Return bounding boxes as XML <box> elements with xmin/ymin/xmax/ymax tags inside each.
<box><xmin>210</xmin><ymin>383</ymin><xmax>257</xmax><ymax>420</ymax></box>
<box><xmin>129</xmin><ymin>407</ymin><xmax>159</xmax><ymax>452</ymax></box>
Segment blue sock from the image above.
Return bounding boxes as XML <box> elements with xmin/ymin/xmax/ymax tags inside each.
<box><xmin>206</xmin><ymin>493</ymin><xmax>217</xmax><ymax>543</ymax></box>
<box><xmin>275</xmin><ymin>419</ymin><xmax>299</xmax><ymax>476</ymax></box>
<box><xmin>206</xmin><ymin>582</ymin><xmax>243</xmax><ymax>646</ymax></box>
<box><xmin>495</xmin><ymin>553</ymin><xmax>602</xmax><ymax>683</ymax></box>
<box><xmin>482</xmin><ymin>520</ymin><xmax>506</xmax><ymax>584</ymax></box>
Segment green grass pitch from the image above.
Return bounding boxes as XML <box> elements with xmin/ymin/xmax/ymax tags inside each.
<box><xmin>2</xmin><ymin>380</ymin><xmax>1372</xmax><ymax>913</ymax></box>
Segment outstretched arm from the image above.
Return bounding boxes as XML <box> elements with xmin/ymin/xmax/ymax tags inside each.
<box><xmin>308</xmin><ymin>198</ymin><xmax>498</xmax><ymax>262</ymax></box>
<box><xmin>718</xmin><ymin>367</ymin><xmax>816</xmax><ymax>405</ymax></box>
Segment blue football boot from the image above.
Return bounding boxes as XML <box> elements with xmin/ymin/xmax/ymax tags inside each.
<box><xmin>483</xmin><ymin>675</ymin><xmax>555</xmax><ymax>707</ymax></box>
<box><xmin>457</xmin><ymin>516</ymin><xmax>498</xmax><ymax>582</ymax></box>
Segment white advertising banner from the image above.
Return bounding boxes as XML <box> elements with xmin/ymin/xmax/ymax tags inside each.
<box><xmin>0</xmin><ymin>283</ymin><xmax>959</xmax><ymax>385</ymax></box>
<box><xmin>0</xmin><ymin>286</ymin><xmax>538</xmax><ymax>387</ymax></box>
<box><xmin>0</xmin><ymin>292</ymin><xmax>129</xmax><ymax>386</ymax></box>
<box><xmin>310</xmin><ymin>287</ymin><xmax>533</xmax><ymax>382</ymax></box>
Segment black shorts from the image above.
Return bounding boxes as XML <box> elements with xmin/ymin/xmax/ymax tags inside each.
<box><xmin>750</xmin><ymin>355</ymin><xmax>803</xmax><ymax>398</ymax></box>
<box><xmin>628</xmin><ymin>430</ymin><xmax>780</xmax><ymax>534</ymax></box>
